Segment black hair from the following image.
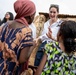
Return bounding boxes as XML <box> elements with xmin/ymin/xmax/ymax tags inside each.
<box><xmin>7</xmin><ymin>12</ymin><xmax>14</xmax><ymax>20</ymax></box>
<box><xmin>0</xmin><ymin>12</ymin><xmax>14</xmax><ymax>26</ymax></box>
<box><xmin>49</xmin><ymin>4</ymin><xmax>59</xmax><ymax>12</ymax></box>
<box><xmin>59</xmin><ymin>20</ymin><xmax>76</xmax><ymax>53</ymax></box>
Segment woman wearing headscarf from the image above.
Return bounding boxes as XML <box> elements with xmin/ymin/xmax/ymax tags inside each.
<box><xmin>0</xmin><ymin>0</ymin><xmax>36</xmax><ymax>75</ymax></box>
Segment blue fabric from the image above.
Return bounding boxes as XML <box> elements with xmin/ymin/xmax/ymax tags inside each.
<box><xmin>34</xmin><ymin>41</ymin><xmax>47</xmax><ymax>66</ymax></box>
<box><xmin>0</xmin><ymin>23</ymin><xmax>33</xmax><ymax>75</ymax></box>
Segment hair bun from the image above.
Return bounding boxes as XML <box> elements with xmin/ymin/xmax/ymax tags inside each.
<box><xmin>64</xmin><ymin>38</ymin><xmax>76</xmax><ymax>53</ymax></box>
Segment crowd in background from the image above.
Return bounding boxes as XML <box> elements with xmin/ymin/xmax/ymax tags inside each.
<box><xmin>0</xmin><ymin>0</ymin><xmax>76</xmax><ymax>75</ymax></box>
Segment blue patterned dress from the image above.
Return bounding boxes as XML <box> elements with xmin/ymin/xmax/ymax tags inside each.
<box><xmin>0</xmin><ymin>23</ymin><xmax>33</xmax><ymax>75</ymax></box>
<box><xmin>41</xmin><ymin>42</ymin><xmax>76</xmax><ymax>75</ymax></box>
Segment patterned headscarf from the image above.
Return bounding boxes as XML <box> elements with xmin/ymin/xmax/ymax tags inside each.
<box><xmin>14</xmin><ymin>0</ymin><xmax>36</xmax><ymax>26</ymax></box>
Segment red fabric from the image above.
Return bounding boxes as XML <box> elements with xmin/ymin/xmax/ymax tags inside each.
<box><xmin>14</xmin><ymin>0</ymin><xmax>36</xmax><ymax>26</ymax></box>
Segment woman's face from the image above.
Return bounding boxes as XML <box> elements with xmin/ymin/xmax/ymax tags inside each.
<box><xmin>5</xmin><ymin>12</ymin><xmax>10</xmax><ymax>20</ymax></box>
<box><xmin>29</xmin><ymin>12</ymin><xmax>36</xmax><ymax>24</ymax></box>
<box><xmin>49</xmin><ymin>7</ymin><xmax>59</xmax><ymax>20</ymax></box>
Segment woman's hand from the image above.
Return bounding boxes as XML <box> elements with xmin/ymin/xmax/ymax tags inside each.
<box><xmin>46</xmin><ymin>27</ymin><xmax>57</xmax><ymax>41</ymax></box>
<box><xmin>46</xmin><ymin>27</ymin><xmax>52</xmax><ymax>39</ymax></box>
<box><xmin>34</xmin><ymin>38</ymin><xmax>41</xmax><ymax>46</ymax></box>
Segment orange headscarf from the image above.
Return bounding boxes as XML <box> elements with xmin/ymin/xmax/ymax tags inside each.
<box><xmin>14</xmin><ymin>0</ymin><xmax>36</xmax><ymax>26</ymax></box>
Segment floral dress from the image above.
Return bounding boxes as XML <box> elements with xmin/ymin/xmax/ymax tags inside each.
<box><xmin>41</xmin><ymin>42</ymin><xmax>76</xmax><ymax>75</ymax></box>
<box><xmin>0</xmin><ymin>23</ymin><xmax>33</xmax><ymax>75</ymax></box>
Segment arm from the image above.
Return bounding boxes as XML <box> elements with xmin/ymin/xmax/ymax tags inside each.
<box><xmin>34</xmin><ymin>53</ymin><xmax>47</xmax><ymax>75</ymax></box>
<box><xmin>19</xmin><ymin>47</ymin><xmax>30</xmax><ymax>64</ymax></box>
<box><xmin>19</xmin><ymin>41</ymin><xmax>36</xmax><ymax>64</ymax></box>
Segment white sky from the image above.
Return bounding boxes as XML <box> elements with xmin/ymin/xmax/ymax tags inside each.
<box><xmin>0</xmin><ymin>0</ymin><xmax>76</xmax><ymax>20</ymax></box>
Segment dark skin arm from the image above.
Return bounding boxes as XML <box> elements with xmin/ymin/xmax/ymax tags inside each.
<box><xmin>19</xmin><ymin>41</ymin><xmax>36</xmax><ymax>64</ymax></box>
<box><xmin>19</xmin><ymin>47</ymin><xmax>31</xmax><ymax>64</ymax></box>
<box><xmin>34</xmin><ymin>53</ymin><xmax>47</xmax><ymax>75</ymax></box>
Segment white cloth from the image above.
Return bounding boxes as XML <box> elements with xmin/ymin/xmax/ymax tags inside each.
<box><xmin>29</xmin><ymin>23</ymin><xmax>36</xmax><ymax>39</ymax></box>
<box><xmin>39</xmin><ymin>19</ymin><xmax>62</xmax><ymax>43</ymax></box>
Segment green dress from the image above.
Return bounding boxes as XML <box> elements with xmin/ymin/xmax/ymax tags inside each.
<box><xmin>41</xmin><ymin>42</ymin><xmax>76</xmax><ymax>75</ymax></box>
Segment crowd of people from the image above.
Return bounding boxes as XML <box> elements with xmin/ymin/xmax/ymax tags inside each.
<box><xmin>0</xmin><ymin>0</ymin><xmax>76</xmax><ymax>75</ymax></box>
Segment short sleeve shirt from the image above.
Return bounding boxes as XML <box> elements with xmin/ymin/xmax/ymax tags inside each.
<box><xmin>0</xmin><ymin>23</ymin><xmax>33</xmax><ymax>75</ymax></box>
<box><xmin>41</xmin><ymin>42</ymin><xmax>76</xmax><ymax>75</ymax></box>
